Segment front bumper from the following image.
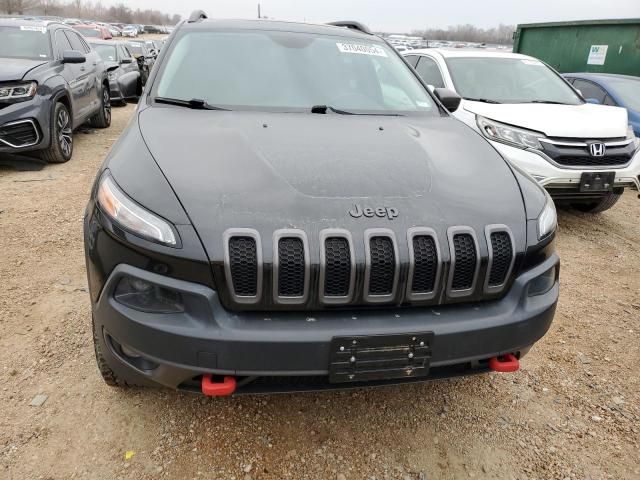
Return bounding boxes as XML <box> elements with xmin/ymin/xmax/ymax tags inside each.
<box><xmin>108</xmin><ymin>80</ymin><xmax>125</xmax><ymax>103</ymax></box>
<box><xmin>0</xmin><ymin>96</ymin><xmax>51</xmax><ymax>154</ymax></box>
<box><xmin>92</xmin><ymin>254</ymin><xmax>560</xmax><ymax>393</ymax></box>
<box><xmin>490</xmin><ymin>141</ymin><xmax>640</xmax><ymax>193</ymax></box>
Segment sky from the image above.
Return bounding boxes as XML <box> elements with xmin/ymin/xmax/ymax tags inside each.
<box><xmin>125</xmin><ymin>0</ymin><xmax>640</xmax><ymax>32</ymax></box>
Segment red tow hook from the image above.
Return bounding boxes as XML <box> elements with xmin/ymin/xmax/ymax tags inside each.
<box><xmin>201</xmin><ymin>374</ymin><xmax>237</xmax><ymax>397</ymax></box>
<box><xmin>489</xmin><ymin>353</ymin><xmax>520</xmax><ymax>373</ymax></box>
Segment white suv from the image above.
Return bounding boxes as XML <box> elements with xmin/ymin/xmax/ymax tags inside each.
<box><xmin>404</xmin><ymin>49</ymin><xmax>640</xmax><ymax>213</ymax></box>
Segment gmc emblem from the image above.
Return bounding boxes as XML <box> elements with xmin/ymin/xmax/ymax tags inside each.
<box><xmin>589</xmin><ymin>142</ymin><xmax>606</xmax><ymax>157</ymax></box>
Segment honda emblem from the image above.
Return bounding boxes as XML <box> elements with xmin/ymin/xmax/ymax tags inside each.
<box><xmin>589</xmin><ymin>143</ymin><xmax>606</xmax><ymax>157</ymax></box>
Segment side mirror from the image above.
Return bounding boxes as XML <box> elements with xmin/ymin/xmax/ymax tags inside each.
<box><xmin>121</xmin><ymin>57</ymin><xmax>132</xmax><ymax>64</ymax></box>
<box><xmin>62</xmin><ymin>50</ymin><xmax>86</xmax><ymax>64</ymax></box>
<box><xmin>433</xmin><ymin>87</ymin><xmax>462</xmax><ymax>112</ymax></box>
<box><xmin>585</xmin><ymin>98</ymin><xmax>601</xmax><ymax>105</ymax></box>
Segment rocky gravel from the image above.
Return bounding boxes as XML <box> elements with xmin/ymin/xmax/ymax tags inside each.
<box><xmin>1</xmin><ymin>103</ymin><xmax>639</xmax><ymax>480</ymax></box>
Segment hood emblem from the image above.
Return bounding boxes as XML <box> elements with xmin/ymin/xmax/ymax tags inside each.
<box><xmin>349</xmin><ymin>204</ymin><xmax>398</xmax><ymax>220</ymax></box>
<box><xmin>589</xmin><ymin>142</ymin><xmax>606</xmax><ymax>157</ymax></box>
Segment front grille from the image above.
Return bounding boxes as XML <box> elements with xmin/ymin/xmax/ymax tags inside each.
<box><xmin>451</xmin><ymin>234</ymin><xmax>477</xmax><ymax>291</ymax></box>
<box><xmin>488</xmin><ymin>232</ymin><xmax>513</xmax><ymax>287</ymax></box>
<box><xmin>554</xmin><ymin>155</ymin><xmax>630</xmax><ymax>167</ymax></box>
<box><xmin>0</xmin><ymin>120</ymin><xmax>39</xmax><ymax>147</ymax></box>
<box><xmin>324</xmin><ymin>237</ymin><xmax>351</xmax><ymax>297</ymax></box>
<box><xmin>368</xmin><ymin>236</ymin><xmax>395</xmax><ymax>295</ymax></box>
<box><xmin>411</xmin><ymin>236</ymin><xmax>438</xmax><ymax>293</ymax></box>
<box><xmin>228</xmin><ymin>237</ymin><xmax>258</xmax><ymax>296</ymax></box>
<box><xmin>278</xmin><ymin>237</ymin><xmax>305</xmax><ymax>297</ymax></box>
<box><xmin>221</xmin><ymin>225</ymin><xmax>515</xmax><ymax>309</ymax></box>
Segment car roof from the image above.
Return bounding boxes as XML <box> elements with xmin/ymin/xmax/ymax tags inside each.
<box><xmin>180</xmin><ymin>18</ymin><xmax>377</xmax><ymax>41</ymax></box>
<box><xmin>0</xmin><ymin>17</ymin><xmax>63</xmax><ymax>28</ymax></box>
<box><xmin>564</xmin><ymin>72</ymin><xmax>640</xmax><ymax>82</ymax></box>
<box><xmin>406</xmin><ymin>47</ymin><xmax>531</xmax><ymax>60</ymax></box>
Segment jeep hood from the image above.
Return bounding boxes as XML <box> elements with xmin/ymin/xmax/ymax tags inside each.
<box><xmin>137</xmin><ymin>108</ymin><xmax>527</xmax><ymax>258</ymax></box>
<box><xmin>0</xmin><ymin>57</ymin><xmax>48</xmax><ymax>82</ymax></box>
<box><xmin>463</xmin><ymin>101</ymin><xmax>628</xmax><ymax>139</ymax></box>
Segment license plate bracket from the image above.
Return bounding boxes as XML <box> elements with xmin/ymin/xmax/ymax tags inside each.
<box><xmin>579</xmin><ymin>172</ymin><xmax>615</xmax><ymax>192</ymax></box>
<box><xmin>329</xmin><ymin>332</ymin><xmax>433</xmax><ymax>383</ymax></box>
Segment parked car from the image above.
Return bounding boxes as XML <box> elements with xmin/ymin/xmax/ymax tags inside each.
<box><xmin>88</xmin><ymin>39</ymin><xmax>141</xmax><ymax>105</ymax></box>
<box><xmin>85</xmin><ymin>13</ymin><xmax>559</xmax><ymax>395</ymax></box>
<box><xmin>108</xmin><ymin>25</ymin><xmax>122</xmax><ymax>37</ymax></box>
<box><xmin>404</xmin><ymin>49</ymin><xmax>640</xmax><ymax>213</ymax></box>
<box><xmin>75</xmin><ymin>24</ymin><xmax>112</xmax><ymax>40</ymax></box>
<box><xmin>0</xmin><ymin>19</ymin><xmax>111</xmax><ymax>163</ymax></box>
<box><xmin>563</xmin><ymin>73</ymin><xmax>640</xmax><ymax>138</ymax></box>
<box><xmin>124</xmin><ymin>41</ymin><xmax>156</xmax><ymax>85</ymax></box>
<box><xmin>121</xmin><ymin>25</ymin><xmax>138</xmax><ymax>38</ymax></box>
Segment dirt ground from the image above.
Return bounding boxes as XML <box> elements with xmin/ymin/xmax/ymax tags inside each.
<box><xmin>0</xmin><ymin>103</ymin><xmax>639</xmax><ymax>480</ymax></box>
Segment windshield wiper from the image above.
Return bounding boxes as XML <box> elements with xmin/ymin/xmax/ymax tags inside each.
<box><xmin>154</xmin><ymin>97</ymin><xmax>230</xmax><ymax>111</ymax></box>
<box><xmin>527</xmin><ymin>100</ymin><xmax>571</xmax><ymax>105</ymax></box>
<box><xmin>463</xmin><ymin>97</ymin><xmax>502</xmax><ymax>104</ymax></box>
<box><xmin>310</xmin><ymin>105</ymin><xmax>403</xmax><ymax>116</ymax></box>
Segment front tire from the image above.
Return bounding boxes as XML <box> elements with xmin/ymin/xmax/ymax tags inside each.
<box><xmin>41</xmin><ymin>102</ymin><xmax>73</xmax><ymax>164</ymax></box>
<box><xmin>90</xmin><ymin>85</ymin><xmax>112</xmax><ymax>129</ymax></box>
<box><xmin>572</xmin><ymin>191</ymin><xmax>622</xmax><ymax>213</ymax></box>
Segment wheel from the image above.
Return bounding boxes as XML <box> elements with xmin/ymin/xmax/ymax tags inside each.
<box><xmin>572</xmin><ymin>192</ymin><xmax>622</xmax><ymax>213</ymax></box>
<box><xmin>92</xmin><ymin>315</ymin><xmax>125</xmax><ymax>387</ymax></box>
<box><xmin>90</xmin><ymin>85</ymin><xmax>112</xmax><ymax>129</ymax></box>
<box><xmin>40</xmin><ymin>102</ymin><xmax>73</xmax><ymax>163</ymax></box>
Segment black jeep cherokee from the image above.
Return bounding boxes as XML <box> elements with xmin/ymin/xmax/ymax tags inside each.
<box><xmin>0</xmin><ymin>19</ymin><xmax>111</xmax><ymax>163</ymax></box>
<box><xmin>84</xmin><ymin>13</ymin><xmax>560</xmax><ymax>395</ymax></box>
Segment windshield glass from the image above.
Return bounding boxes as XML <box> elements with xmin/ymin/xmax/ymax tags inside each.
<box><xmin>607</xmin><ymin>77</ymin><xmax>640</xmax><ymax>112</ymax></box>
<box><xmin>93</xmin><ymin>44</ymin><xmax>117</xmax><ymax>62</ymax></box>
<box><xmin>76</xmin><ymin>28</ymin><xmax>101</xmax><ymax>38</ymax></box>
<box><xmin>0</xmin><ymin>26</ymin><xmax>51</xmax><ymax>60</ymax></box>
<box><xmin>154</xmin><ymin>30</ymin><xmax>436</xmax><ymax>114</ymax></box>
<box><xmin>446</xmin><ymin>56</ymin><xmax>583</xmax><ymax>105</ymax></box>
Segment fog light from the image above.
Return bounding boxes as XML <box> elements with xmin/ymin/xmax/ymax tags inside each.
<box><xmin>114</xmin><ymin>276</ymin><xmax>185</xmax><ymax>313</ymax></box>
<box><xmin>528</xmin><ymin>266</ymin><xmax>557</xmax><ymax>296</ymax></box>
<box><xmin>120</xmin><ymin>344</ymin><xmax>142</xmax><ymax>358</ymax></box>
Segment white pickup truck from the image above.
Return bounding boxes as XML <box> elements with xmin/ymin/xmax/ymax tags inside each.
<box><xmin>404</xmin><ymin>49</ymin><xmax>640</xmax><ymax>213</ymax></box>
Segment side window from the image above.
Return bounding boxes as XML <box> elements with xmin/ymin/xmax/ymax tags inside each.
<box><xmin>54</xmin><ymin>30</ymin><xmax>73</xmax><ymax>57</ymax></box>
<box><xmin>603</xmin><ymin>95</ymin><xmax>617</xmax><ymax>106</ymax></box>
<box><xmin>79</xmin><ymin>37</ymin><xmax>91</xmax><ymax>54</ymax></box>
<box><xmin>64</xmin><ymin>31</ymin><xmax>85</xmax><ymax>53</ymax></box>
<box><xmin>404</xmin><ymin>55</ymin><xmax>419</xmax><ymax>68</ymax></box>
<box><xmin>572</xmin><ymin>79</ymin><xmax>606</xmax><ymax>103</ymax></box>
<box><xmin>415</xmin><ymin>56</ymin><xmax>445</xmax><ymax>88</ymax></box>
<box><xmin>118</xmin><ymin>45</ymin><xmax>130</xmax><ymax>61</ymax></box>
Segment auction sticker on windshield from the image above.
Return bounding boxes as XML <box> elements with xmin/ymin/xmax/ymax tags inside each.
<box><xmin>337</xmin><ymin>43</ymin><xmax>387</xmax><ymax>57</ymax></box>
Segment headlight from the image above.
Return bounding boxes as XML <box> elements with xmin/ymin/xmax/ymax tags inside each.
<box><xmin>97</xmin><ymin>175</ymin><xmax>178</xmax><ymax>246</ymax></box>
<box><xmin>0</xmin><ymin>81</ymin><xmax>37</xmax><ymax>103</ymax></box>
<box><xmin>107</xmin><ymin>71</ymin><xmax>118</xmax><ymax>81</ymax></box>
<box><xmin>537</xmin><ymin>193</ymin><xmax>557</xmax><ymax>240</ymax></box>
<box><xmin>477</xmin><ymin>115</ymin><xmax>545</xmax><ymax>150</ymax></box>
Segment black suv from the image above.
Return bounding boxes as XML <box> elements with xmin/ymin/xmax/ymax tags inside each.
<box><xmin>0</xmin><ymin>19</ymin><xmax>111</xmax><ymax>163</ymax></box>
<box><xmin>84</xmin><ymin>13</ymin><xmax>560</xmax><ymax>396</ymax></box>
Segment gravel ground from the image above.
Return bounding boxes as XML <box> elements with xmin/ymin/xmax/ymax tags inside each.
<box><xmin>1</xmin><ymin>103</ymin><xmax>639</xmax><ymax>480</ymax></box>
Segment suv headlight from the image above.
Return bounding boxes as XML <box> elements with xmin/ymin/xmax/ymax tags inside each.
<box><xmin>0</xmin><ymin>81</ymin><xmax>37</xmax><ymax>103</ymax></box>
<box><xmin>538</xmin><ymin>193</ymin><xmax>557</xmax><ymax>240</ymax></box>
<box><xmin>477</xmin><ymin>115</ymin><xmax>545</xmax><ymax>150</ymax></box>
<box><xmin>97</xmin><ymin>175</ymin><xmax>178</xmax><ymax>247</ymax></box>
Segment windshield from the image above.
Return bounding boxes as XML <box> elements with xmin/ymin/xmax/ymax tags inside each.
<box><xmin>154</xmin><ymin>30</ymin><xmax>436</xmax><ymax>114</ymax></box>
<box><xmin>93</xmin><ymin>44</ymin><xmax>117</xmax><ymax>62</ymax></box>
<box><xmin>0</xmin><ymin>26</ymin><xmax>51</xmax><ymax>60</ymax></box>
<box><xmin>606</xmin><ymin>77</ymin><xmax>640</xmax><ymax>112</ymax></box>
<box><xmin>76</xmin><ymin>28</ymin><xmax>101</xmax><ymax>38</ymax></box>
<box><xmin>446</xmin><ymin>56</ymin><xmax>583</xmax><ymax>105</ymax></box>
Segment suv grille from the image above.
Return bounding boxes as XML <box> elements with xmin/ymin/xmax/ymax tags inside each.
<box><xmin>222</xmin><ymin>225</ymin><xmax>515</xmax><ymax>309</ymax></box>
<box><xmin>451</xmin><ymin>234</ymin><xmax>477</xmax><ymax>291</ymax></box>
<box><xmin>278</xmin><ymin>237</ymin><xmax>305</xmax><ymax>297</ymax></box>
<box><xmin>411</xmin><ymin>235</ymin><xmax>438</xmax><ymax>293</ymax></box>
<box><xmin>368</xmin><ymin>236</ymin><xmax>396</xmax><ymax>295</ymax></box>
<box><xmin>228</xmin><ymin>237</ymin><xmax>258</xmax><ymax>296</ymax></box>
<box><xmin>488</xmin><ymin>231</ymin><xmax>513</xmax><ymax>286</ymax></box>
<box><xmin>554</xmin><ymin>155</ymin><xmax>630</xmax><ymax>167</ymax></box>
<box><xmin>324</xmin><ymin>237</ymin><xmax>351</xmax><ymax>297</ymax></box>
